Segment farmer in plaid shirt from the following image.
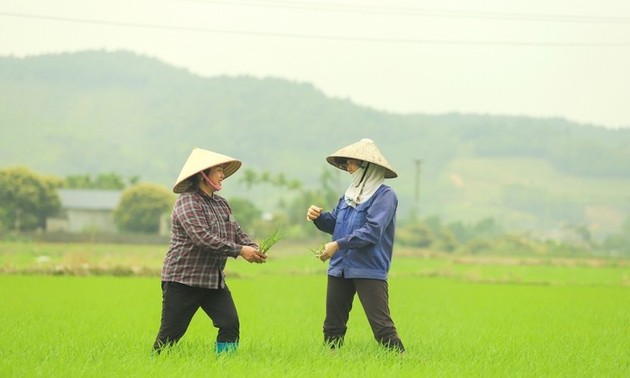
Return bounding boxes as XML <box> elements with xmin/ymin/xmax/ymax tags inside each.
<box><xmin>153</xmin><ymin>148</ymin><xmax>267</xmax><ymax>354</ymax></box>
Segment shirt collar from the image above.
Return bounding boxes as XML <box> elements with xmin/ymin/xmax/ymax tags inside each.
<box><xmin>195</xmin><ymin>187</ymin><xmax>216</xmax><ymax>200</ymax></box>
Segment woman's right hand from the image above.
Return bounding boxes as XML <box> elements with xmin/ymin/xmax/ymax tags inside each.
<box><xmin>239</xmin><ymin>246</ymin><xmax>267</xmax><ymax>264</ymax></box>
<box><xmin>306</xmin><ymin>205</ymin><xmax>323</xmax><ymax>221</ymax></box>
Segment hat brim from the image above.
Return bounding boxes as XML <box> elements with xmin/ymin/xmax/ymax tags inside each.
<box><xmin>326</xmin><ymin>139</ymin><xmax>397</xmax><ymax>178</ymax></box>
<box><xmin>326</xmin><ymin>156</ymin><xmax>397</xmax><ymax>178</ymax></box>
<box><xmin>173</xmin><ymin>148</ymin><xmax>242</xmax><ymax>193</ymax></box>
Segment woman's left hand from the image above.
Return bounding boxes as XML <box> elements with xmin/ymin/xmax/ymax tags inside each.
<box><xmin>319</xmin><ymin>241</ymin><xmax>339</xmax><ymax>262</ymax></box>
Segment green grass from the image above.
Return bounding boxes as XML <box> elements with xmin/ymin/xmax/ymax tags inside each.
<box><xmin>0</xmin><ymin>241</ymin><xmax>629</xmax><ymax>377</ymax></box>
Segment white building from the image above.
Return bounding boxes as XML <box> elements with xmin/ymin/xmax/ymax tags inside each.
<box><xmin>47</xmin><ymin>189</ymin><xmax>122</xmax><ymax>233</ymax></box>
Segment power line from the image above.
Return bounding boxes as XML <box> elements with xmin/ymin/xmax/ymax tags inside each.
<box><xmin>179</xmin><ymin>0</ymin><xmax>630</xmax><ymax>25</ymax></box>
<box><xmin>1</xmin><ymin>11</ymin><xmax>629</xmax><ymax>47</ymax></box>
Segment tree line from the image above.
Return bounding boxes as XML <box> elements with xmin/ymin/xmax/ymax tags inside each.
<box><xmin>0</xmin><ymin>167</ymin><xmax>171</xmax><ymax>234</ymax></box>
<box><xmin>1</xmin><ymin>166</ymin><xmax>628</xmax><ymax>257</ymax></box>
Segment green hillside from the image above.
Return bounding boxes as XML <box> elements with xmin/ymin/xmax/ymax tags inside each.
<box><xmin>432</xmin><ymin>158</ymin><xmax>629</xmax><ymax>234</ymax></box>
<box><xmin>1</xmin><ymin>50</ymin><xmax>629</xmax><ymax>236</ymax></box>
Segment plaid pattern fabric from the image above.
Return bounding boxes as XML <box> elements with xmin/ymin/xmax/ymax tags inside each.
<box><xmin>161</xmin><ymin>188</ymin><xmax>256</xmax><ymax>289</ymax></box>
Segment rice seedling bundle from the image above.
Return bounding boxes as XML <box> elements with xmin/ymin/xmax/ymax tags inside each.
<box><xmin>258</xmin><ymin>229</ymin><xmax>282</xmax><ymax>254</ymax></box>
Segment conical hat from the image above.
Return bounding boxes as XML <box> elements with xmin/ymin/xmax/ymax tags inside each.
<box><xmin>326</xmin><ymin>138</ymin><xmax>397</xmax><ymax>178</ymax></box>
<box><xmin>172</xmin><ymin>148</ymin><xmax>242</xmax><ymax>193</ymax></box>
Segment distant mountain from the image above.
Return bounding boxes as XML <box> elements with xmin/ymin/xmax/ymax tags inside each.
<box><xmin>1</xmin><ymin>50</ymin><xmax>629</xmax><ymax>235</ymax></box>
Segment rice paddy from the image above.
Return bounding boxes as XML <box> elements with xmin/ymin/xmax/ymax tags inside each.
<box><xmin>0</xmin><ymin>241</ymin><xmax>628</xmax><ymax>377</ymax></box>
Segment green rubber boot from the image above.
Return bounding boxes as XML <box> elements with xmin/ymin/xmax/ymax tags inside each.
<box><xmin>215</xmin><ymin>342</ymin><xmax>238</xmax><ymax>354</ymax></box>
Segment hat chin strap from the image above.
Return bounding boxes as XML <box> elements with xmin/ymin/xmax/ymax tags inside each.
<box><xmin>200</xmin><ymin>170</ymin><xmax>222</xmax><ymax>192</ymax></box>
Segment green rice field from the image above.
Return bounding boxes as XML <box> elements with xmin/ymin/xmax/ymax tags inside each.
<box><xmin>0</xmin><ymin>241</ymin><xmax>628</xmax><ymax>377</ymax></box>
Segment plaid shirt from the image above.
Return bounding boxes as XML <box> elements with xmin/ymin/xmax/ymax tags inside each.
<box><xmin>161</xmin><ymin>188</ymin><xmax>257</xmax><ymax>289</ymax></box>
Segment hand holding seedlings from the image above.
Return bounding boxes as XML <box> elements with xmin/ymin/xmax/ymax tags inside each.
<box><xmin>310</xmin><ymin>244</ymin><xmax>325</xmax><ymax>259</ymax></box>
<box><xmin>310</xmin><ymin>242</ymin><xmax>339</xmax><ymax>262</ymax></box>
<box><xmin>240</xmin><ymin>245</ymin><xmax>267</xmax><ymax>264</ymax></box>
<box><xmin>319</xmin><ymin>242</ymin><xmax>339</xmax><ymax>262</ymax></box>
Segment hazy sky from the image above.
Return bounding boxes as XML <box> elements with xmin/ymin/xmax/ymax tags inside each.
<box><xmin>1</xmin><ymin>0</ymin><xmax>630</xmax><ymax>129</ymax></box>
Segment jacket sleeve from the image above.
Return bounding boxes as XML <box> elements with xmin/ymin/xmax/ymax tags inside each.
<box><xmin>313</xmin><ymin>198</ymin><xmax>342</xmax><ymax>235</ymax></box>
<box><xmin>234</xmin><ymin>222</ymin><xmax>258</xmax><ymax>250</ymax></box>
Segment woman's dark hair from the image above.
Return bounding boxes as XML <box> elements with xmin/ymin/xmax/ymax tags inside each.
<box><xmin>190</xmin><ymin>169</ymin><xmax>211</xmax><ymax>187</ymax></box>
<box><xmin>190</xmin><ymin>174</ymin><xmax>201</xmax><ymax>187</ymax></box>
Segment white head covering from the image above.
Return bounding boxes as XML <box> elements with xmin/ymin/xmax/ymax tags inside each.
<box><xmin>344</xmin><ymin>163</ymin><xmax>386</xmax><ymax>207</ymax></box>
<box><xmin>172</xmin><ymin>148</ymin><xmax>241</xmax><ymax>193</ymax></box>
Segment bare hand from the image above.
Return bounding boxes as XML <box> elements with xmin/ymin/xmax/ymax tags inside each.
<box><xmin>306</xmin><ymin>205</ymin><xmax>323</xmax><ymax>221</ymax></box>
<box><xmin>319</xmin><ymin>241</ymin><xmax>339</xmax><ymax>262</ymax></box>
<box><xmin>239</xmin><ymin>246</ymin><xmax>267</xmax><ymax>264</ymax></box>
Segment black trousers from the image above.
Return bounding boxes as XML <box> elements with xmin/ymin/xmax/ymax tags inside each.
<box><xmin>153</xmin><ymin>281</ymin><xmax>240</xmax><ymax>351</ymax></box>
<box><xmin>323</xmin><ymin>275</ymin><xmax>404</xmax><ymax>351</ymax></box>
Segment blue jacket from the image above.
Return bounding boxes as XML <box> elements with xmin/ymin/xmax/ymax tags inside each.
<box><xmin>314</xmin><ymin>185</ymin><xmax>397</xmax><ymax>280</ymax></box>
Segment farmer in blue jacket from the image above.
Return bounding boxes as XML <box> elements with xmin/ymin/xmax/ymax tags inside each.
<box><xmin>306</xmin><ymin>138</ymin><xmax>405</xmax><ymax>352</ymax></box>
